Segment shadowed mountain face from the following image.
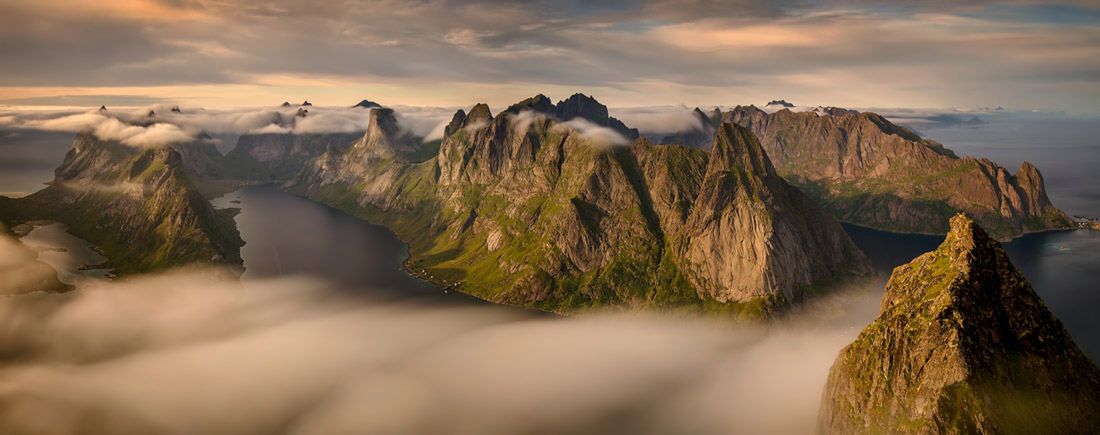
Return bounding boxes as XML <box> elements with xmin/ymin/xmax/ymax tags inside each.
<box><xmin>698</xmin><ymin>106</ymin><xmax>1074</xmax><ymax>239</ymax></box>
<box><xmin>221</xmin><ymin>132</ymin><xmax>361</xmax><ymax>182</ymax></box>
<box><xmin>820</xmin><ymin>214</ymin><xmax>1100</xmax><ymax>434</ymax></box>
<box><xmin>0</xmin><ymin>133</ymin><xmax>243</xmax><ymax>275</ymax></box>
<box><xmin>290</xmin><ymin>96</ymin><xmax>870</xmax><ymax>316</ymax></box>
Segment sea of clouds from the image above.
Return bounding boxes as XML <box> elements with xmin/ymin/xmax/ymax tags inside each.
<box><xmin>0</xmin><ymin>227</ymin><xmax>883</xmax><ymax>435</ymax></box>
<box><xmin>0</xmin><ymin>102</ymin><xmax>723</xmax><ymax>151</ymax></box>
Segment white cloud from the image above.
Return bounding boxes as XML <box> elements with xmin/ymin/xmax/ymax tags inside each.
<box><xmin>23</xmin><ymin>113</ymin><xmax>195</xmax><ymax>148</ymax></box>
<box><xmin>556</xmin><ymin>117</ymin><xmax>629</xmax><ymax>146</ymax></box>
<box><xmin>0</xmin><ymin>260</ymin><xmax>882</xmax><ymax>435</ymax></box>
<box><xmin>611</xmin><ymin>106</ymin><xmax>706</xmax><ymax>134</ymax></box>
<box><xmin>5</xmin><ymin>105</ymin><xmax>385</xmax><ymax>147</ymax></box>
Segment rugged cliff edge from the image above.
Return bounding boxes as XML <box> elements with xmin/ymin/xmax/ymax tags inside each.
<box><xmin>716</xmin><ymin>106</ymin><xmax>1071</xmax><ymax>239</ymax></box>
<box><xmin>291</xmin><ymin>97</ymin><xmax>870</xmax><ymax>316</ymax></box>
<box><xmin>820</xmin><ymin>214</ymin><xmax>1100</xmax><ymax>433</ymax></box>
<box><xmin>0</xmin><ymin>133</ymin><xmax>243</xmax><ymax>275</ymax></box>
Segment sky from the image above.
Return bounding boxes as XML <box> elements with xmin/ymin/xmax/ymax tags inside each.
<box><xmin>0</xmin><ymin>0</ymin><xmax>1097</xmax><ymax>113</ymax></box>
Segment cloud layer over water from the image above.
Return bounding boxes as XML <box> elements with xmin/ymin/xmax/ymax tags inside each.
<box><xmin>0</xmin><ymin>254</ymin><xmax>882</xmax><ymax>434</ymax></box>
<box><xmin>0</xmin><ymin>104</ymin><xmax>455</xmax><ymax>148</ymax></box>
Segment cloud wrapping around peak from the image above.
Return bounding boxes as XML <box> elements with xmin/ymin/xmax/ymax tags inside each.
<box><xmin>24</xmin><ymin>112</ymin><xmax>193</xmax><ymax>147</ymax></box>
<box><xmin>1</xmin><ymin>104</ymin><xmax>461</xmax><ymax>147</ymax></box>
<box><xmin>556</xmin><ymin>117</ymin><xmax>630</xmax><ymax>146</ymax></box>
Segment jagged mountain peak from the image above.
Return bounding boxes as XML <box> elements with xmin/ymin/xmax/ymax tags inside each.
<box><xmin>503</xmin><ymin>94</ymin><xmax>554</xmax><ymax>115</ymax></box>
<box><xmin>765</xmin><ymin>99</ymin><xmax>794</xmax><ymax>108</ymax></box>
<box><xmin>465</xmin><ymin>103</ymin><xmax>493</xmax><ymax>126</ymax></box>
<box><xmin>300</xmin><ymin>101</ymin><xmax>313</xmax><ymax>106</ymax></box>
<box><xmin>367</xmin><ymin>107</ymin><xmax>400</xmax><ymax>133</ymax></box>
<box><xmin>821</xmin><ymin>213</ymin><xmax>1100</xmax><ymax>433</ymax></box>
<box><xmin>709</xmin><ymin>122</ymin><xmax>776</xmax><ymax>179</ymax></box>
<box><xmin>280</xmin><ymin>101</ymin><xmax>292</xmax><ymax>107</ymax></box>
<box><xmin>444</xmin><ymin>109</ymin><xmax>467</xmax><ymax>138</ymax></box>
<box><xmin>352</xmin><ymin>107</ymin><xmax>420</xmax><ymax>160</ymax></box>
<box><xmin>691</xmin><ymin>107</ymin><xmax>708</xmax><ymax>121</ymax></box>
<box><xmin>554</xmin><ymin>93</ymin><xmax>610</xmax><ymax>125</ymax></box>
<box><xmin>353</xmin><ymin>99</ymin><xmax>383</xmax><ymax>109</ymax></box>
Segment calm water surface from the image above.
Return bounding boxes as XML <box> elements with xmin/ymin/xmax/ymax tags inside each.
<box><xmin>212</xmin><ymin>185</ymin><xmax>482</xmax><ymax>305</ymax></box>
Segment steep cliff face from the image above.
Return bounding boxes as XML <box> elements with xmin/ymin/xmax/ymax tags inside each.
<box><xmin>293</xmin><ymin>95</ymin><xmax>870</xmax><ymax>316</ymax></box>
<box><xmin>721</xmin><ymin>106</ymin><xmax>1071</xmax><ymax>239</ymax></box>
<box><xmin>0</xmin><ymin>133</ymin><xmax>243</xmax><ymax>275</ymax></box>
<box><xmin>820</xmin><ymin>214</ymin><xmax>1100</xmax><ymax>434</ymax></box>
<box><xmin>221</xmin><ymin>132</ymin><xmax>360</xmax><ymax>182</ymax></box>
<box><xmin>677</xmin><ymin>124</ymin><xmax>870</xmax><ymax>304</ymax></box>
<box><xmin>169</xmin><ymin>137</ymin><xmax>226</xmax><ymax>180</ymax></box>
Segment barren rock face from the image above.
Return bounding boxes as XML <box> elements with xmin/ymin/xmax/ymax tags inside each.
<box><xmin>720</xmin><ymin>106</ymin><xmax>1071</xmax><ymax>239</ymax></box>
<box><xmin>820</xmin><ymin>214</ymin><xmax>1100</xmax><ymax>434</ymax></box>
<box><xmin>678</xmin><ymin>123</ymin><xmax>869</xmax><ymax>304</ymax></box>
<box><xmin>293</xmin><ymin>95</ymin><xmax>871</xmax><ymax>316</ymax></box>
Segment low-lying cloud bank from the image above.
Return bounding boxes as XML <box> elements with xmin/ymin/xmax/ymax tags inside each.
<box><xmin>0</xmin><ymin>104</ymin><xmax>455</xmax><ymax>148</ymax></box>
<box><xmin>0</xmin><ymin>241</ymin><xmax>882</xmax><ymax>435</ymax></box>
<box><xmin>611</xmin><ymin>105</ymin><xmax>709</xmax><ymax>134</ymax></box>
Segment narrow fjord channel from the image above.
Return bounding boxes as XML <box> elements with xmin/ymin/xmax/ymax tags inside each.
<box><xmin>212</xmin><ymin>185</ymin><xmax>482</xmax><ymax>305</ymax></box>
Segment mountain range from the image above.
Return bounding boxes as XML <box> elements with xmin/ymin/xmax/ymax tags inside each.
<box><xmin>288</xmin><ymin>95</ymin><xmax>870</xmax><ymax>315</ymax></box>
<box><xmin>715</xmin><ymin>106</ymin><xmax>1071</xmax><ymax>239</ymax></box>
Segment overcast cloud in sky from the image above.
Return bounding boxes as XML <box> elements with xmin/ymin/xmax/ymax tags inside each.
<box><xmin>0</xmin><ymin>0</ymin><xmax>1097</xmax><ymax>113</ymax></box>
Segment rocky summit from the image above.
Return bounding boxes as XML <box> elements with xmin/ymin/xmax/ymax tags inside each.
<box><xmin>820</xmin><ymin>214</ymin><xmax>1100</xmax><ymax>434</ymax></box>
<box><xmin>291</xmin><ymin>95</ymin><xmax>870</xmax><ymax>316</ymax></box>
<box><xmin>715</xmin><ymin>106</ymin><xmax>1072</xmax><ymax>239</ymax></box>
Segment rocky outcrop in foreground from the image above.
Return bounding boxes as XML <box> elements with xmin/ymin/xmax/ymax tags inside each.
<box><xmin>717</xmin><ymin>106</ymin><xmax>1071</xmax><ymax>239</ymax></box>
<box><xmin>293</xmin><ymin>97</ymin><xmax>870</xmax><ymax>316</ymax></box>
<box><xmin>0</xmin><ymin>133</ymin><xmax>242</xmax><ymax>275</ymax></box>
<box><xmin>820</xmin><ymin>214</ymin><xmax>1100</xmax><ymax>433</ymax></box>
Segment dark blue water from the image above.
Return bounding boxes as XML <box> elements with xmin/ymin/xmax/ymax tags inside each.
<box><xmin>846</xmin><ymin>223</ymin><xmax>1100</xmax><ymax>361</ymax></box>
<box><xmin>212</xmin><ymin>185</ymin><xmax>481</xmax><ymax>305</ymax></box>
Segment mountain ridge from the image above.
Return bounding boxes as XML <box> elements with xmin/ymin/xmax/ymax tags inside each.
<box><xmin>820</xmin><ymin>214</ymin><xmax>1100</xmax><ymax>433</ymax></box>
<box><xmin>290</xmin><ymin>95</ymin><xmax>871</xmax><ymax>316</ymax></box>
<box><xmin>717</xmin><ymin>105</ymin><xmax>1071</xmax><ymax>239</ymax></box>
<box><xmin>0</xmin><ymin>133</ymin><xmax>243</xmax><ymax>275</ymax></box>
